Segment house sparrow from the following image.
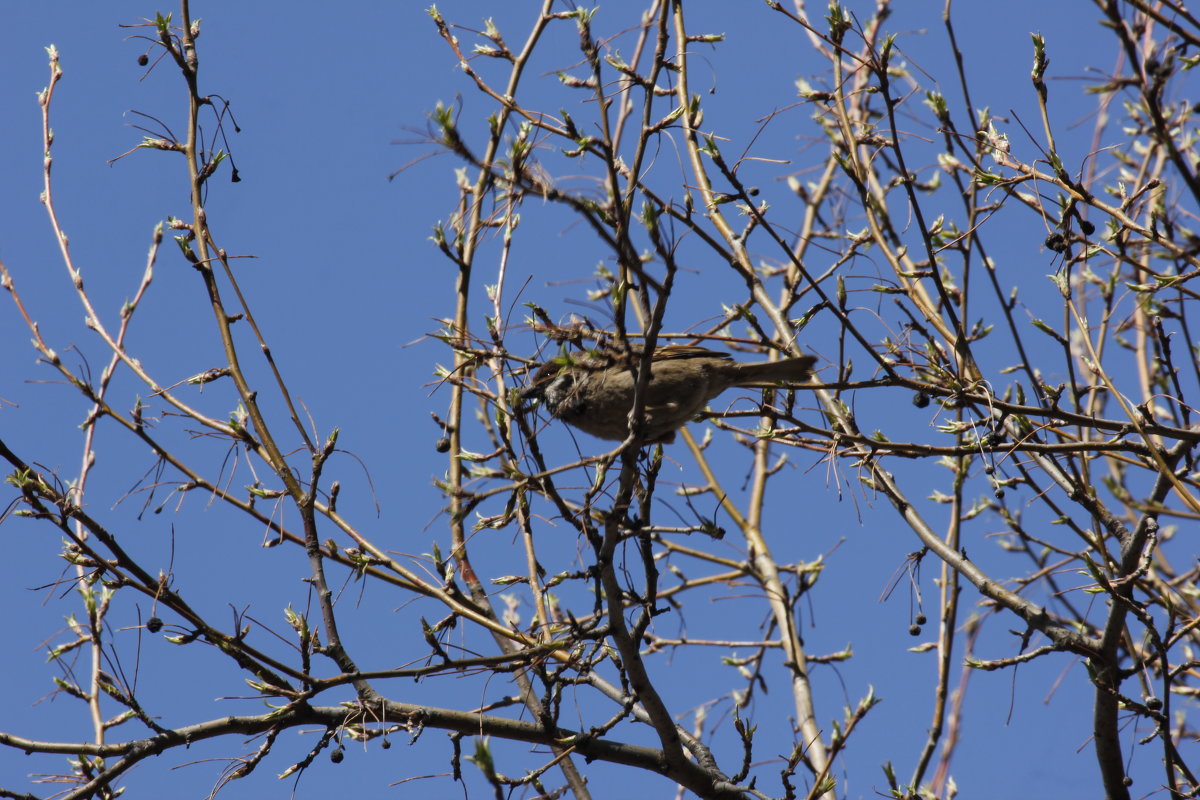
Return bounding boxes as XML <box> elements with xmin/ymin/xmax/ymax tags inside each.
<box><xmin>521</xmin><ymin>344</ymin><xmax>816</xmax><ymax>443</ymax></box>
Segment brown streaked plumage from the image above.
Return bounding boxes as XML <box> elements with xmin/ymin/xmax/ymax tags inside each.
<box><xmin>522</xmin><ymin>344</ymin><xmax>816</xmax><ymax>443</ymax></box>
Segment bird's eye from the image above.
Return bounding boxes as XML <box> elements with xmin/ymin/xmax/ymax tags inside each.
<box><xmin>547</xmin><ymin>372</ymin><xmax>574</xmax><ymax>393</ymax></box>
<box><xmin>542</xmin><ymin>372</ymin><xmax>578</xmax><ymax>406</ymax></box>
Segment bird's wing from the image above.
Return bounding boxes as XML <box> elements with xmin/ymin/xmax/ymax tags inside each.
<box><xmin>650</xmin><ymin>344</ymin><xmax>731</xmax><ymax>361</ymax></box>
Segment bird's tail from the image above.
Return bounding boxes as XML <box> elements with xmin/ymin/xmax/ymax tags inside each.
<box><xmin>732</xmin><ymin>355</ymin><xmax>817</xmax><ymax>386</ymax></box>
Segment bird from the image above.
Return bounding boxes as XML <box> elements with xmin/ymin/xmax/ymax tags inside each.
<box><xmin>521</xmin><ymin>344</ymin><xmax>816</xmax><ymax>443</ymax></box>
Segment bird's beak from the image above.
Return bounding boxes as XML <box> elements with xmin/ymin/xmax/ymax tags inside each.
<box><xmin>519</xmin><ymin>382</ymin><xmax>545</xmax><ymax>406</ymax></box>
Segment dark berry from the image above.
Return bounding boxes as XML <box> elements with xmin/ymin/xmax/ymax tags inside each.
<box><xmin>1044</xmin><ymin>232</ymin><xmax>1068</xmax><ymax>253</ymax></box>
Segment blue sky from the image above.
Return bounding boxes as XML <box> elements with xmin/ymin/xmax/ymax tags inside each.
<box><xmin>0</xmin><ymin>3</ymin><xmax>1174</xmax><ymax>799</ymax></box>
